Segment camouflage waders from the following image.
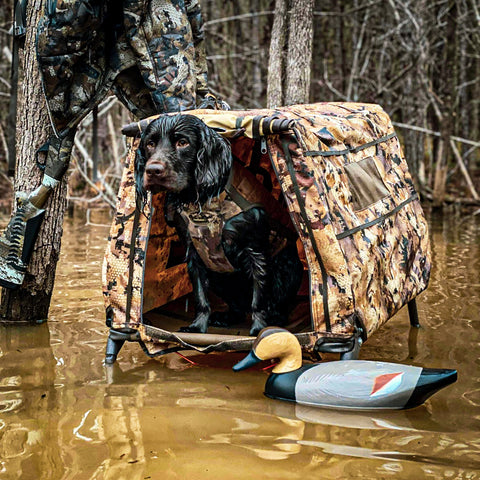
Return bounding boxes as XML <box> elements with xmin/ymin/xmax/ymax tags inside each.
<box><xmin>0</xmin><ymin>0</ymin><xmax>212</xmax><ymax>289</ymax></box>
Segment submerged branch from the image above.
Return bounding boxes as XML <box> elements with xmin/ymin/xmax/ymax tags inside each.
<box><xmin>449</xmin><ymin>139</ymin><xmax>479</xmax><ymax>201</ymax></box>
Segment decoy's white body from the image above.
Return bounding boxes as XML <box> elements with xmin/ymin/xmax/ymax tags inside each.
<box><xmin>233</xmin><ymin>328</ymin><xmax>457</xmax><ymax>411</ymax></box>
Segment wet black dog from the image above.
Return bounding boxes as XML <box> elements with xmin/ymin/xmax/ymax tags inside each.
<box><xmin>135</xmin><ymin>114</ymin><xmax>303</xmax><ymax>336</ymax></box>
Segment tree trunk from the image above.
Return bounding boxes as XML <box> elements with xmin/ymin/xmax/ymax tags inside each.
<box><xmin>284</xmin><ymin>0</ymin><xmax>314</xmax><ymax>105</ymax></box>
<box><xmin>432</xmin><ymin>1</ymin><xmax>457</xmax><ymax>207</ymax></box>
<box><xmin>472</xmin><ymin>53</ymin><xmax>480</xmax><ymax>143</ymax></box>
<box><xmin>400</xmin><ymin>0</ymin><xmax>429</xmax><ymax>188</ymax></box>
<box><xmin>267</xmin><ymin>0</ymin><xmax>287</xmax><ymax>108</ymax></box>
<box><xmin>250</xmin><ymin>0</ymin><xmax>263</xmax><ymax>106</ymax></box>
<box><xmin>0</xmin><ymin>0</ymin><xmax>68</xmax><ymax>323</ymax></box>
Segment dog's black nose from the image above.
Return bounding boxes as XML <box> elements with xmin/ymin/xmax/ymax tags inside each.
<box><xmin>146</xmin><ymin>163</ymin><xmax>166</xmax><ymax>176</ymax></box>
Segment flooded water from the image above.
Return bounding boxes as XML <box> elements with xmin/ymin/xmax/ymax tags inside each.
<box><xmin>1</xmin><ymin>206</ymin><xmax>480</xmax><ymax>479</ymax></box>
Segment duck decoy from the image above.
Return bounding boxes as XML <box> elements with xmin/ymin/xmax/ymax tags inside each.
<box><xmin>233</xmin><ymin>327</ymin><xmax>457</xmax><ymax>410</ymax></box>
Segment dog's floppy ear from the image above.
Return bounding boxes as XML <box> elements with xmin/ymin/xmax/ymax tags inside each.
<box><xmin>195</xmin><ymin>122</ymin><xmax>232</xmax><ymax>199</ymax></box>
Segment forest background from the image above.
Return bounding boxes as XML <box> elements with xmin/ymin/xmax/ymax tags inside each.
<box><xmin>0</xmin><ymin>0</ymin><xmax>478</xmax><ymax>210</ymax></box>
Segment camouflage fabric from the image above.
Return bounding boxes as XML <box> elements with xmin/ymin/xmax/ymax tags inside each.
<box><xmin>103</xmin><ymin>103</ymin><xmax>431</xmax><ymax>355</ymax></box>
<box><xmin>181</xmin><ymin>193</ymin><xmax>242</xmax><ymax>273</ymax></box>
<box><xmin>36</xmin><ymin>0</ymin><xmax>209</xmax><ymax>137</ymax></box>
<box><xmin>266</xmin><ymin>104</ymin><xmax>430</xmax><ymax>337</ymax></box>
<box><xmin>0</xmin><ymin>0</ymin><xmax>213</xmax><ymax>290</ymax></box>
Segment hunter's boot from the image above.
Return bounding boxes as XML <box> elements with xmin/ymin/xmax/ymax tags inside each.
<box><xmin>0</xmin><ymin>131</ymin><xmax>75</xmax><ymax>289</ymax></box>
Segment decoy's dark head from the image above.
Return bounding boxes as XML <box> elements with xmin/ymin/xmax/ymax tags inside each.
<box><xmin>135</xmin><ymin>114</ymin><xmax>232</xmax><ymax>203</ymax></box>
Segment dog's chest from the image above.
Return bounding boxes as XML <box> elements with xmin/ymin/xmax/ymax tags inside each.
<box><xmin>180</xmin><ymin>193</ymin><xmax>242</xmax><ymax>273</ymax></box>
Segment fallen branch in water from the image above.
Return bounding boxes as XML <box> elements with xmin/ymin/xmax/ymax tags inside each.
<box><xmin>422</xmin><ymin>191</ymin><xmax>480</xmax><ymax>206</ymax></box>
<box><xmin>393</xmin><ymin>121</ymin><xmax>479</xmax><ymax>204</ymax></box>
<box><xmin>449</xmin><ymin>139</ymin><xmax>479</xmax><ymax>201</ymax></box>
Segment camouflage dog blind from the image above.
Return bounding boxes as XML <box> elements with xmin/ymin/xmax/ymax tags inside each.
<box><xmin>103</xmin><ymin>103</ymin><xmax>431</xmax><ymax>357</ymax></box>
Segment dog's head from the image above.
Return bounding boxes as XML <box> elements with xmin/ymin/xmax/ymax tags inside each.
<box><xmin>135</xmin><ymin>114</ymin><xmax>232</xmax><ymax>203</ymax></box>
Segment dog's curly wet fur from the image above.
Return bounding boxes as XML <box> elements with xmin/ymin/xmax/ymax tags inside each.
<box><xmin>135</xmin><ymin>114</ymin><xmax>303</xmax><ymax>336</ymax></box>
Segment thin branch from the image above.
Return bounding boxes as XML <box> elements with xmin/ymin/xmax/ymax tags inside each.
<box><xmin>72</xmin><ymin>137</ymin><xmax>118</xmax><ymax>208</ymax></box>
<box><xmin>0</xmin><ymin>76</ymin><xmax>10</xmax><ymax>89</ymax></box>
<box><xmin>85</xmin><ymin>209</ymin><xmax>111</xmax><ymax>227</ymax></box>
<box><xmin>207</xmin><ymin>30</ymin><xmax>254</xmax><ymax>53</ymax></box>
<box><xmin>376</xmin><ymin>61</ymin><xmax>417</xmax><ymax>95</ymax></box>
<box><xmin>319</xmin><ymin>60</ymin><xmax>350</xmax><ymax>100</ymax></box>
<box><xmin>0</xmin><ymin>170</ymin><xmax>13</xmax><ymax>187</ymax></box>
<box><xmin>2</xmin><ymin>46</ymin><xmax>11</xmax><ymax>64</ymax></box>
<box><xmin>205</xmin><ymin>11</ymin><xmax>274</xmax><ymax>28</ymax></box>
<box><xmin>347</xmin><ymin>8</ymin><xmax>370</xmax><ymax>100</ymax></box>
<box><xmin>74</xmin><ymin>137</ymin><xmax>93</xmax><ymax>169</ymax></box>
<box><xmin>393</xmin><ymin>121</ymin><xmax>480</xmax><ymax>148</ymax></box>
<box><xmin>79</xmin><ymin>96</ymin><xmax>118</xmax><ymax>128</ymax></box>
<box><xmin>0</xmin><ymin>121</ymin><xmax>9</xmax><ymax>167</ymax></box>
<box><xmin>449</xmin><ymin>139</ymin><xmax>479</xmax><ymax>200</ymax></box>
<box><xmin>107</xmin><ymin>113</ymin><xmax>121</xmax><ymax>176</ymax></box>
<box><xmin>71</xmin><ymin>156</ymin><xmax>116</xmax><ymax>209</ymax></box>
<box><xmin>313</xmin><ymin>1</ymin><xmax>383</xmax><ymax>17</ymax></box>
<box><xmin>470</xmin><ymin>0</ymin><xmax>480</xmax><ymax>26</ymax></box>
<box><xmin>207</xmin><ymin>53</ymin><xmax>260</xmax><ymax>62</ymax></box>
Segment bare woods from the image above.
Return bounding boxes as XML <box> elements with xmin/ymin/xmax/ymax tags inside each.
<box><xmin>0</xmin><ymin>0</ymin><xmax>478</xmax><ymax>208</ymax></box>
<box><xmin>205</xmin><ymin>0</ymin><xmax>479</xmax><ymax>206</ymax></box>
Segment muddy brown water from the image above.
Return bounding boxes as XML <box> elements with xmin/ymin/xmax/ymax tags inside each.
<box><xmin>0</xmin><ymin>207</ymin><xmax>479</xmax><ymax>479</ymax></box>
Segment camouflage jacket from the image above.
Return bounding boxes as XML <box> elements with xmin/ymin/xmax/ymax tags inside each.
<box><xmin>36</xmin><ymin>0</ymin><xmax>209</xmax><ymax>136</ymax></box>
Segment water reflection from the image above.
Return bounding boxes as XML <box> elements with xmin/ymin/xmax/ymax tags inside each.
<box><xmin>0</xmin><ymin>207</ymin><xmax>479</xmax><ymax>479</ymax></box>
<box><xmin>0</xmin><ymin>323</ymin><xmax>63</xmax><ymax>478</ymax></box>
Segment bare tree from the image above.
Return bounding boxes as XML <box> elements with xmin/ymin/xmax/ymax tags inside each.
<box><xmin>312</xmin><ymin>0</ymin><xmax>479</xmax><ymax>204</ymax></box>
<box><xmin>285</xmin><ymin>0</ymin><xmax>315</xmax><ymax>105</ymax></box>
<box><xmin>267</xmin><ymin>0</ymin><xmax>287</xmax><ymax>107</ymax></box>
<box><xmin>266</xmin><ymin>0</ymin><xmax>315</xmax><ymax>107</ymax></box>
<box><xmin>0</xmin><ymin>0</ymin><xmax>67</xmax><ymax>323</ymax></box>
<box><xmin>432</xmin><ymin>1</ymin><xmax>457</xmax><ymax>206</ymax></box>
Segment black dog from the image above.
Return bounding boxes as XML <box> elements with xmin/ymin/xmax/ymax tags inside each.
<box><xmin>136</xmin><ymin>114</ymin><xmax>303</xmax><ymax>336</ymax></box>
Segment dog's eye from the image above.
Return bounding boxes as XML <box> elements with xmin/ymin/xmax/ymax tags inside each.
<box><xmin>175</xmin><ymin>138</ymin><xmax>189</xmax><ymax>149</ymax></box>
<box><xmin>146</xmin><ymin>140</ymin><xmax>156</xmax><ymax>149</ymax></box>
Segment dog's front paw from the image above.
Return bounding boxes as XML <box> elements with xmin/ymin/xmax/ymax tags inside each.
<box><xmin>249</xmin><ymin>325</ymin><xmax>265</xmax><ymax>336</ymax></box>
<box><xmin>249</xmin><ymin>314</ymin><xmax>268</xmax><ymax>337</ymax></box>
<box><xmin>179</xmin><ymin>315</ymin><xmax>209</xmax><ymax>333</ymax></box>
<box><xmin>179</xmin><ymin>324</ymin><xmax>205</xmax><ymax>333</ymax></box>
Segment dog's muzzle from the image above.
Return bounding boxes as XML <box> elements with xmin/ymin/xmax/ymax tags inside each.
<box><xmin>144</xmin><ymin>162</ymin><xmax>168</xmax><ymax>190</ymax></box>
<box><xmin>146</xmin><ymin>163</ymin><xmax>166</xmax><ymax>178</ymax></box>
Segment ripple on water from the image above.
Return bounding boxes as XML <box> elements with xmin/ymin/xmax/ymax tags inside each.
<box><xmin>1</xmin><ymin>207</ymin><xmax>480</xmax><ymax>479</ymax></box>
